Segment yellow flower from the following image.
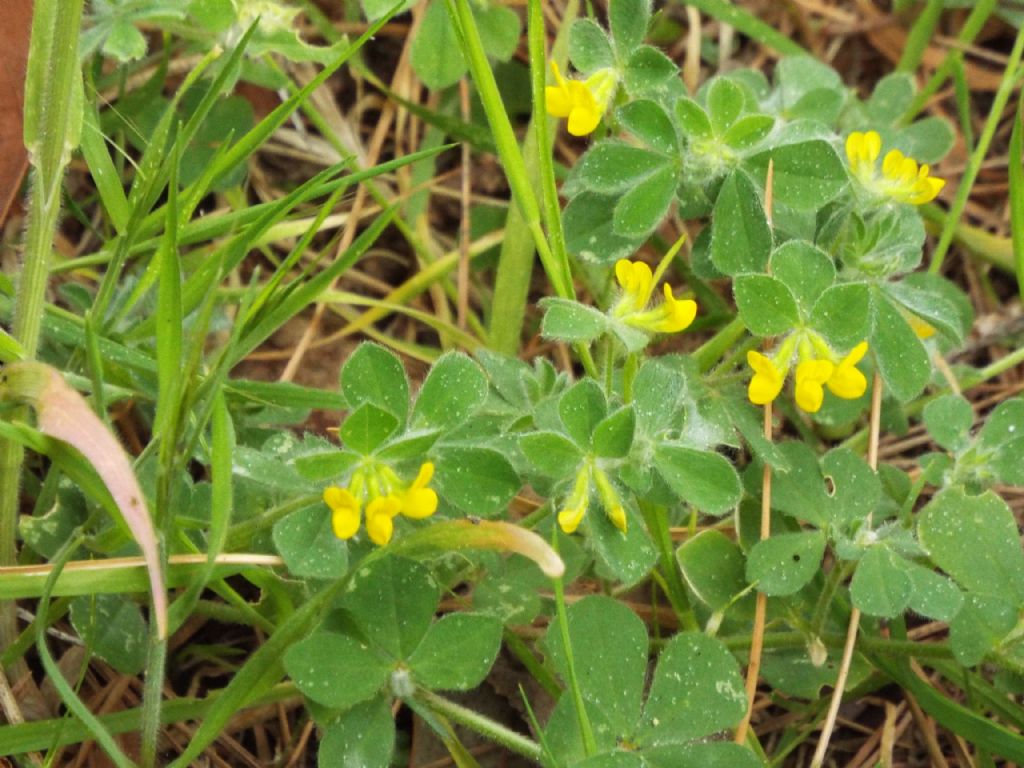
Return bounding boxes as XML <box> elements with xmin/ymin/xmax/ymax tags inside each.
<box><xmin>746</xmin><ymin>350</ymin><xmax>785</xmax><ymax>405</ymax></box>
<box><xmin>794</xmin><ymin>359</ymin><xmax>835</xmax><ymax>413</ymax></box>
<box><xmin>400</xmin><ymin>462</ymin><xmax>438</xmax><ymax>519</ymax></box>
<box><xmin>845</xmin><ymin>130</ymin><xmax>945</xmax><ymax>205</ymax></box>
<box><xmin>545</xmin><ymin>62</ymin><xmax>616</xmax><ymax>137</ymax></box>
<box><xmin>593</xmin><ymin>467</ymin><xmax>627</xmax><ymax>533</ymax></box>
<box><xmin>323</xmin><ymin>461</ymin><xmax>439</xmax><ymax>545</ymax></box>
<box><xmin>614</xmin><ymin>259</ymin><xmax>698</xmax><ymax>336</ymax></box>
<box><xmin>365</xmin><ymin>495</ymin><xmax>402</xmax><ymax>546</ymax></box>
<box><xmin>324</xmin><ymin>486</ymin><xmax>361</xmax><ymax>539</ymax></box>
<box><xmin>827</xmin><ymin>341</ymin><xmax>869</xmax><ymax>400</ymax></box>
<box><xmin>557</xmin><ymin>466</ymin><xmax>591</xmax><ymax>534</ymax></box>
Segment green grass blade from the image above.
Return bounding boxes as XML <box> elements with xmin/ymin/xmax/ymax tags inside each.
<box><xmin>897</xmin><ymin>0</ymin><xmax>943</xmax><ymax>72</ymax></box>
<box><xmin>80</xmin><ymin>99</ymin><xmax>131</xmax><ymax>235</ymax></box>
<box><xmin>1010</xmin><ymin>92</ymin><xmax>1024</xmax><ymax>300</ymax></box>
<box><xmin>676</xmin><ymin>0</ymin><xmax>805</xmax><ymax>56</ymax></box>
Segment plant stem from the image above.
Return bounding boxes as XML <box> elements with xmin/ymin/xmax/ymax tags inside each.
<box><xmin>693</xmin><ymin>317</ymin><xmax>746</xmax><ymax>373</ymax></box>
<box><xmin>811</xmin><ymin>370</ymin><xmax>883</xmax><ymax>768</ymax></box>
<box><xmin>1</xmin><ymin>0</ymin><xmax>85</xmax><ymax>662</ymax></box>
<box><xmin>641</xmin><ymin>502</ymin><xmax>698</xmax><ymax>632</ymax></box>
<box><xmin>414</xmin><ymin>688</ymin><xmax>545</xmax><ymax>762</ymax></box>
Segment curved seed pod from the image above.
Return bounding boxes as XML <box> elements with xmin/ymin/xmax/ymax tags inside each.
<box><xmin>391</xmin><ymin>519</ymin><xmax>565</xmax><ymax>578</ymax></box>
<box><xmin>1</xmin><ymin>362</ymin><xmax>167</xmax><ymax>638</ymax></box>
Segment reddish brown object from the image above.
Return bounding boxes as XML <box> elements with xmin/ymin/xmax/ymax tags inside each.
<box><xmin>0</xmin><ymin>0</ymin><xmax>33</xmax><ymax>225</ymax></box>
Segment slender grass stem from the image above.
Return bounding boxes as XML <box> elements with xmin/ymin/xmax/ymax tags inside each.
<box><xmin>415</xmin><ymin>688</ymin><xmax>544</xmax><ymax>762</ymax></box>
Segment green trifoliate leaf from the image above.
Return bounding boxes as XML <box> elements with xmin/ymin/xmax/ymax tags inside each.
<box><xmin>918</xmin><ymin>488</ymin><xmax>1024</xmax><ymax>604</ymax></box>
<box><xmin>432</xmin><ymin>446</ymin><xmax>520</xmax><ymax>516</ymax></box>
<box><xmin>746</xmin><ymin>139</ymin><xmax>847</xmax><ymax>210</ymax></box>
<box><xmin>412</xmin><ymin>352</ymin><xmax>487</xmax><ymax>431</ymax></box>
<box><xmin>341</xmin><ymin>343</ymin><xmax>409</xmax><ymax>424</ymax></box>
<box><xmin>710</xmin><ymin>171</ymin><xmax>771</xmax><ymax>275</ymax></box>
<box><xmin>949</xmin><ymin>594</ymin><xmax>1018</xmax><ymax>666</ymax></box>
<box><xmin>623</xmin><ymin>46</ymin><xmax>678</xmax><ymax>95</ymax></box>
<box><xmin>870</xmin><ymin>290</ymin><xmax>930</xmax><ymax>402</ymax></box>
<box><xmin>564</xmin><ymin>192</ymin><xmax>644</xmax><ymax>264</ymax></box>
<box><xmin>519</xmin><ymin>431</ymin><xmax>584</xmax><ymax>478</ymax></box>
<box><xmin>593</xmin><ymin>406</ymin><xmax>636</xmax><ymax>458</ymax></box>
<box><xmin>746</xmin><ymin>530</ymin><xmax>825</xmax><ymax>596</ymax></box>
<box><xmin>923</xmin><ymin>394</ymin><xmax>974</xmax><ymax>453</ymax></box>
<box><xmin>866</xmin><ymin>73</ymin><xmax>915</xmax><ymax>124</ymax></box>
<box><xmin>540</xmin><ymin>298</ymin><xmax>610</xmax><ymax>344</ymax></box>
<box><xmin>589</xmin><ymin>507</ymin><xmax>658</xmax><ymax>587</ymax></box>
<box><xmin>676</xmin><ymin>529</ymin><xmax>749</xmax><ymax>612</ymax></box>
<box><xmin>811</xmin><ymin>282</ymin><xmax>870</xmax><ymax>349</ymax></box>
<box><xmin>319</xmin><ymin>696</ymin><xmax>395</xmax><ymax>768</ymax></box>
<box><xmin>284</xmin><ymin>631</ymin><xmax>391</xmax><ymax>709</ymax></box>
<box><xmin>408</xmin><ymin>613</ymin><xmax>502</xmax><ymax>691</ymax></box>
<box><xmin>708</xmin><ymin>78</ymin><xmax>745</xmax><ymax>134</ymax></box>
<box><xmin>850</xmin><ymin>545</ymin><xmax>913</xmax><ymax>618</ymax></box>
<box><xmin>342</xmin><ymin>557</ymin><xmax>440</xmax><ymax>660</ymax></box>
<box><xmin>632</xmin><ymin>358</ymin><xmax>687</xmax><ymax>435</ymax></box>
<box><xmin>340</xmin><ymin>403</ymin><xmax>400</xmax><ymax>454</ymax></box>
<box><xmin>733</xmin><ymin>274</ymin><xmax>801</xmax><ymax>336</ymax></box>
<box><xmin>643</xmin><ymin>742</ymin><xmax>764</xmax><ymax>768</ymax></box>
<box><xmin>674</xmin><ymin>96</ymin><xmax>712</xmax><ymax>139</ymax></box>
<box><xmin>577</xmin><ymin>141</ymin><xmax>666</xmax><ymax>195</ymax></box>
<box><xmin>272</xmin><ymin>504</ymin><xmax>348</xmax><ymax>580</ymax></box>
<box><xmin>769</xmin><ymin>241</ymin><xmax>835</xmax><ymax>314</ymax></box>
<box><xmin>70</xmin><ymin>594</ymin><xmax>148</xmax><ymax>675</ymax></box>
<box><xmin>653</xmin><ymin>444</ymin><xmax>742</xmax><ymax>515</ymax></box>
<box><xmin>905</xmin><ymin>561</ymin><xmax>963</xmax><ymax>622</ymax></box>
<box><xmin>721</xmin><ymin>114</ymin><xmax>774</xmax><ymax>150</ymax></box>
<box><xmin>613</xmin><ymin>165</ymin><xmax>678</xmax><ymax>238</ymax></box>
<box><xmin>544</xmin><ymin>595</ymin><xmax>648</xmax><ymax>726</ymax></box>
<box><xmin>609</xmin><ymin>0</ymin><xmax>651</xmax><ymax>55</ymax></box>
<box><xmin>894</xmin><ymin>116</ymin><xmax>955</xmax><ymax>164</ymax></box>
<box><xmin>569</xmin><ymin>18</ymin><xmax>615</xmax><ymax>73</ymax></box>
<box><xmin>617</xmin><ymin>99</ymin><xmax>678</xmax><ymax>155</ymax></box>
<box><xmin>559</xmin><ymin>379</ymin><xmax>608</xmax><ymax>447</ymax></box>
<box><xmin>636</xmin><ymin>632</ymin><xmax>747</xmax><ymax>745</ymax></box>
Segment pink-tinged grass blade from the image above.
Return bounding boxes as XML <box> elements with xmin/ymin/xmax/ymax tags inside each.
<box><xmin>1</xmin><ymin>361</ymin><xmax>167</xmax><ymax>638</ymax></box>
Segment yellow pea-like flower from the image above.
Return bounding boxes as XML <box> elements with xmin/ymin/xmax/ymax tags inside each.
<box><xmin>365</xmin><ymin>495</ymin><xmax>402</xmax><ymax>546</ymax></box>
<box><xmin>545</xmin><ymin>62</ymin><xmax>616</xmax><ymax>137</ymax></box>
<box><xmin>324</xmin><ymin>486</ymin><xmax>361</xmax><ymax>540</ymax></box>
<box><xmin>845</xmin><ymin>130</ymin><xmax>945</xmax><ymax>205</ymax></box>
<box><xmin>400</xmin><ymin>462</ymin><xmax>439</xmax><ymax>520</ymax></box>
<box><xmin>746</xmin><ymin>350</ymin><xmax>786</xmax><ymax>406</ymax></box>
<box><xmin>614</xmin><ymin>259</ymin><xmax>698</xmax><ymax>336</ymax></box>
<box><xmin>827</xmin><ymin>341</ymin><xmax>869</xmax><ymax>400</ymax></box>
<box><xmin>794</xmin><ymin>359</ymin><xmax>835</xmax><ymax>413</ymax></box>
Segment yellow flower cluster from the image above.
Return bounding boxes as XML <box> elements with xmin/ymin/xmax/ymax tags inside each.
<box><xmin>748</xmin><ymin>338</ymin><xmax>869</xmax><ymax>414</ymax></box>
<box><xmin>323</xmin><ymin>462</ymin><xmax>437</xmax><ymax>546</ymax></box>
<box><xmin>613</xmin><ymin>259</ymin><xmax>698</xmax><ymax>335</ymax></box>
<box><xmin>557</xmin><ymin>463</ymin><xmax>627</xmax><ymax>534</ymax></box>
<box><xmin>545</xmin><ymin>62</ymin><xmax>617</xmax><ymax>137</ymax></box>
<box><xmin>846</xmin><ymin>131</ymin><xmax>945</xmax><ymax>205</ymax></box>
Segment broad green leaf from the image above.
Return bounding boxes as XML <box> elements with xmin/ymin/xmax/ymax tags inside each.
<box><xmin>644</xmin><ymin>742</ymin><xmax>763</xmax><ymax>768</ymax></box>
<box><xmin>885</xmin><ymin>279</ymin><xmax>966</xmax><ymax>343</ymax></box>
<box><xmin>775</xmin><ymin>56</ymin><xmax>842</xmax><ymax>111</ymax></box>
<box><xmin>746</xmin><ymin>530</ymin><xmax>825</xmax><ymax>596</ymax></box>
<box><xmin>432</xmin><ymin>446</ymin><xmax>520</xmax><ymax>516</ymax></box>
<box><xmin>342</xmin><ymin>557</ymin><xmax>439</xmax><ymax>660</ymax></box>
<box><xmin>592</xmin><ymin>406</ymin><xmax>636</xmax><ymax>458</ymax></box>
<box><xmin>870</xmin><ymin>290</ymin><xmax>930</xmax><ymax>402</ymax></box>
<box><xmin>293</xmin><ymin>450</ymin><xmax>360</xmax><ymax>481</ymax></box>
<box><xmin>923</xmin><ymin>394</ymin><xmax>974</xmax><ymax>452</ymax></box>
<box><xmin>520</xmin><ymin>431</ymin><xmax>584</xmax><ymax>478</ymax></box>
<box><xmin>409</xmin><ymin>0</ymin><xmax>465</xmax><ymax>89</ymax></box>
<box><xmin>632</xmin><ymin>358</ymin><xmax>686</xmax><ymax>435</ymax></box>
<box><xmin>906</xmin><ymin>561</ymin><xmax>963</xmax><ymax>622</ymax></box>
<box><xmin>653</xmin><ymin>444</ymin><xmax>741</xmax><ymax>515</ymax></box>
<box><xmin>710</xmin><ymin>171</ymin><xmax>771</xmax><ymax>275</ymax></box>
<box><xmin>408</xmin><ymin>613</ymin><xmax>502</xmax><ymax>691</ymax></box>
<box><xmin>377</xmin><ymin>430</ymin><xmax>442</xmax><ymax>462</ymax></box>
<box><xmin>559</xmin><ymin>379</ymin><xmax>608</xmax><ymax>447</ymax></box>
<box><xmin>821</xmin><ymin>447</ymin><xmax>880</xmax><ymax>527</ymax></box>
<box><xmin>576</xmin><ymin>754</ymin><xmax>643</xmax><ymax>768</ymax></box>
<box><xmin>564</xmin><ymin>192</ymin><xmax>644</xmax><ymax>264</ymax></box>
<box><xmin>612</xmin><ymin>165</ymin><xmax>678</xmax><ymax>238</ymax></box>
<box><xmin>746</xmin><ymin>140</ymin><xmax>847</xmax><ymax>210</ymax></box>
<box><xmin>340</xmin><ymin>403</ymin><xmax>400</xmax><ymax>454</ymax></box>
<box><xmin>637</xmin><ymin>633</ymin><xmax>747</xmax><ymax>745</ymax></box>
<box><xmin>787</xmin><ymin>88</ymin><xmax>843</xmax><ymax>124</ymax></box>
<box><xmin>589</xmin><ymin>505</ymin><xmax>658</xmax><ymax>587</ymax></box>
<box><xmin>949</xmin><ymin>594</ymin><xmax>1018</xmax><ymax>666</ymax></box>
<box><xmin>674</xmin><ymin>97</ymin><xmax>712</xmax><ymax>139</ymax></box>
<box><xmin>319</xmin><ymin>696</ymin><xmax>396</xmax><ymax>768</ymax></box>
<box><xmin>721</xmin><ymin>114</ymin><xmax>774</xmax><ymax>150</ymax></box>
<box><xmin>577</xmin><ymin>141</ymin><xmax>666</xmax><ymax>194</ymax></box>
<box><xmin>676</xmin><ymin>529</ymin><xmax>748</xmax><ymax>612</ymax></box>
<box><xmin>769</xmin><ymin>240</ymin><xmax>835</xmax><ymax>314</ymax></box>
<box><xmin>609</xmin><ymin>0</ymin><xmax>651</xmax><ymax>55</ymax></box>
<box><xmin>70</xmin><ymin>594</ymin><xmax>148</xmax><ymax>675</ymax></box>
<box><xmin>476</xmin><ymin>4</ymin><xmax>521</xmax><ymax>62</ymax></box>
<box><xmin>618</xmin><ymin>100</ymin><xmax>678</xmax><ymax>155</ymax></box>
<box><xmin>978</xmin><ymin>398</ymin><xmax>1024</xmax><ymax>452</ymax></box>
<box><xmin>544</xmin><ymin>595</ymin><xmax>648</xmax><ymax>726</ymax></box>
<box><xmin>569</xmin><ymin>18</ymin><xmax>615</xmax><ymax>72</ymax></box>
<box><xmin>867</xmin><ymin>73</ymin><xmax>915</xmax><ymax>124</ymax></box>
<box><xmin>623</xmin><ymin>46</ymin><xmax>677</xmax><ymax>95</ymax></box>
<box><xmin>895</xmin><ymin>116</ymin><xmax>955</xmax><ymax>164</ymax></box>
<box><xmin>850</xmin><ymin>546</ymin><xmax>912</xmax><ymax>618</ymax></box>
<box><xmin>341</xmin><ymin>343</ymin><xmax>410</xmax><ymax>424</ymax></box>
<box><xmin>918</xmin><ymin>488</ymin><xmax>1024</xmax><ymax>603</ymax></box>
<box><xmin>733</xmin><ymin>274</ymin><xmax>801</xmax><ymax>336</ymax></box>
<box><xmin>540</xmin><ymin>298</ymin><xmax>609</xmax><ymax>344</ymax></box>
<box><xmin>412</xmin><ymin>352</ymin><xmax>487</xmax><ymax>431</ymax></box>
<box><xmin>285</xmin><ymin>631</ymin><xmax>391</xmax><ymax>709</ymax></box>
<box><xmin>272</xmin><ymin>504</ymin><xmax>348</xmax><ymax>580</ymax></box>
<box><xmin>708</xmin><ymin>78</ymin><xmax>745</xmax><ymax>134</ymax></box>
<box><xmin>811</xmin><ymin>282</ymin><xmax>870</xmax><ymax>349</ymax></box>
<box><xmin>361</xmin><ymin>0</ymin><xmax>412</xmax><ymax>21</ymax></box>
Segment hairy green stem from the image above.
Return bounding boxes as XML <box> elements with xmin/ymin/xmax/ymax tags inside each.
<box><xmin>414</xmin><ymin>688</ymin><xmax>544</xmax><ymax>762</ymax></box>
